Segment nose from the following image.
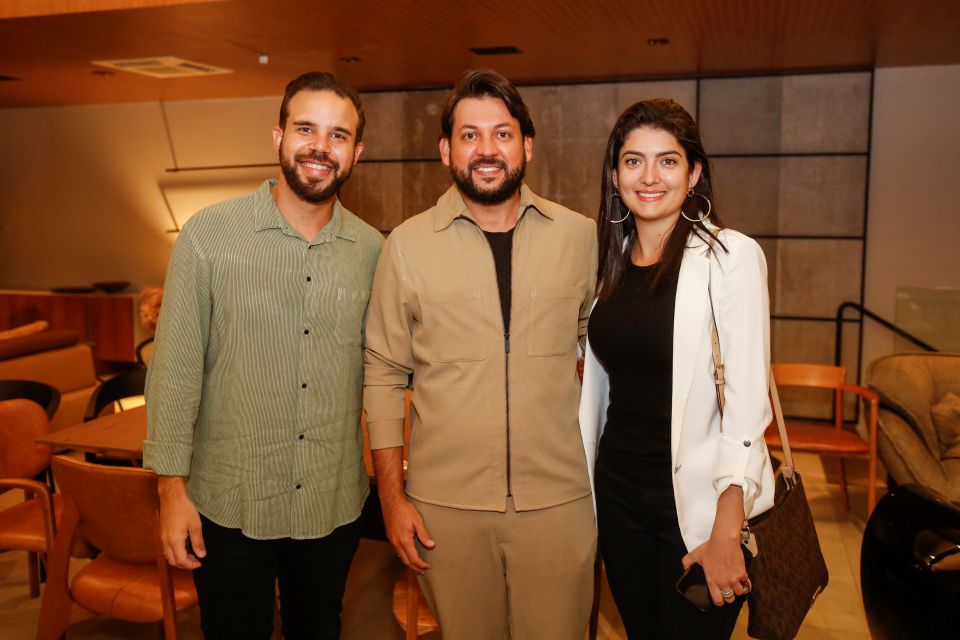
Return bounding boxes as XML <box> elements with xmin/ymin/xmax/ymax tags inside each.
<box><xmin>476</xmin><ymin>133</ymin><xmax>498</xmax><ymax>157</ymax></box>
<box><xmin>308</xmin><ymin>132</ymin><xmax>330</xmax><ymax>154</ymax></box>
<box><xmin>640</xmin><ymin>162</ymin><xmax>658</xmax><ymax>185</ymax></box>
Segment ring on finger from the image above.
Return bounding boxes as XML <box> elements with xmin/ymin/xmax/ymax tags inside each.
<box><xmin>741</xmin><ymin>578</ymin><xmax>752</xmax><ymax>594</ymax></box>
<box><xmin>719</xmin><ymin>587</ymin><xmax>735</xmax><ymax>599</ymax></box>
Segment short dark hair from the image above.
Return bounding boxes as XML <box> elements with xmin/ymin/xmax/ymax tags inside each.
<box><xmin>440</xmin><ymin>69</ymin><xmax>535</xmax><ymax>140</ymax></box>
<box><xmin>278</xmin><ymin>71</ymin><xmax>366</xmax><ymax>143</ymax></box>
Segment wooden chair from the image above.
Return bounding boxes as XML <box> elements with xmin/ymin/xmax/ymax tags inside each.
<box><xmin>135</xmin><ymin>337</ymin><xmax>155</xmax><ymax>367</ymax></box>
<box><xmin>392</xmin><ymin>567</ymin><xmax>439</xmax><ymax>639</ymax></box>
<box><xmin>83</xmin><ymin>368</ymin><xmax>147</xmax><ymax>465</ymax></box>
<box><xmin>0</xmin><ymin>398</ymin><xmax>57</xmax><ymax>597</ymax></box>
<box><xmin>0</xmin><ymin>379</ymin><xmax>61</xmax><ymax>419</ymax></box>
<box><xmin>36</xmin><ymin>456</ymin><xmax>198</xmax><ymax>640</ymax></box>
<box><xmin>767</xmin><ymin>363</ymin><xmax>880</xmax><ymax>515</ymax></box>
<box><xmin>0</xmin><ymin>378</ymin><xmax>61</xmax><ymax>489</ymax></box>
<box><xmin>84</xmin><ymin>367</ymin><xmax>147</xmax><ymax>422</ymax></box>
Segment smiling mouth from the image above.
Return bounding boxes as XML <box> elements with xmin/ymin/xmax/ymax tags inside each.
<box><xmin>301</xmin><ymin>161</ymin><xmax>334</xmax><ymax>172</ymax></box>
<box><xmin>470</xmin><ymin>160</ymin><xmax>506</xmax><ymax>177</ymax></box>
<box><xmin>636</xmin><ymin>190</ymin><xmax>667</xmax><ymax>201</ymax></box>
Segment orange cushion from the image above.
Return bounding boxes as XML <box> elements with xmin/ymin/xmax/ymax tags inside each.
<box><xmin>765</xmin><ymin>422</ymin><xmax>870</xmax><ymax>455</ymax></box>
<box><xmin>71</xmin><ymin>555</ymin><xmax>197</xmax><ymax>622</ymax></box>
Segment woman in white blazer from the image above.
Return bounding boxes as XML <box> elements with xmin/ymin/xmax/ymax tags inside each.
<box><xmin>579</xmin><ymin>99</ymin><xmax>775</xmax><ymax>639</ymax></box>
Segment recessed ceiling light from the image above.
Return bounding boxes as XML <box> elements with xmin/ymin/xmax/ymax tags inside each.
<box><xmin>0</xmin><ymin>75</ymin><xmax>20</xmax><ymax>82</ymax></box>
<box><xmin>647</xmin><ymin>38</ymin><xmax>669</xmax><ymax>46</ymax></box>
<box><xmin>470</xmin><ymin>46</ymin><xmax>522</xmax><ymax>56</ymax></box>
<box><xmin>92</xmin><ymin>56</ymin><xmax>232</xmax><ymax>78</ymax></box>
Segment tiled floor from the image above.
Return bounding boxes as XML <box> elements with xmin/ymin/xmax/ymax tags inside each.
<box><xmin>0</xmin><ymin>452</ymin><xmax>873</xmax><ymax>639</ymax></box>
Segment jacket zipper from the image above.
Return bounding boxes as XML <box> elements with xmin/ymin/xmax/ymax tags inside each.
<box><xmin>504</xmin><ymin>331</ymin><xmax>511</xmax><ymax>497</ymax></box>
<box><xmin>471</xmin><ymin>217</ymin><xmax>517</xmax><ymax>499</ymax></box>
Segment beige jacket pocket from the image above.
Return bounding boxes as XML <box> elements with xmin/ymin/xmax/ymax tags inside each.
<box><xmin>527</xmin><ymin>286</ymin><xmax>581</xmax><ymax>357</ymax></box>
<box><xmin>419</xmin><ymin>291</ymin><xmax>488</xmax><ymax>362</ymax></box>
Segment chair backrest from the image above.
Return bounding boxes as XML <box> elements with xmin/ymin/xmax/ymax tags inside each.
<box><xmin>84</xmin><ymin>368</ymin><xmax>148</xmax><ymax>422</ymax></box>
<box><xmin>772</xmin><ymin>363</ymin><xmax>846</xmax><ymax>390</ymax></box>
<box><xmin>135</xmin><ymin>337</ymin><xmax>155</xmax><ymax>367</ymax></box>
<box><xmin>0</xmin><ymin>398</ymin><xmax>53</xmax><ymax>480</ymax></box>
<box><xmin>772</xmin><ymin>363</ymin><xmax>848</xmax><ymax>427</ymax></box>
<box><xmin>0</xmin><ymin>379</ymin><xmax>61</xmax><ymax>419</ymax></box>
<box><xmin>50</xmin><ymin>456</ymin><xmax>160</xmax><ymax>563</ymax></box>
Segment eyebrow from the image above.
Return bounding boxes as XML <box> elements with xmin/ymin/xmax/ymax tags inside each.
<box><xmin>291</xmin><ymin>120</ymin><xmax>354</xmax><ymax>137</ymax></box>
<box><xmin>458</xmin><ymin>122</ymin><xmax>516</xmax><ymax>130</ymax></box>
<box><xmin>621</xmin><ymin>149</ymin><xmax>682</xmax><ymax>158</ymax></box>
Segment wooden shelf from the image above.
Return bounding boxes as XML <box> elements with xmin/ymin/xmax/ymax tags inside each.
<box><xmin>0</xmin><ymin>290</ymin><xmax>138</xmax><ymax>362</ymax></box>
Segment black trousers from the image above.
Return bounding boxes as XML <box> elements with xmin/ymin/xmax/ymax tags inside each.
<box><xmin>192</xmin><ymin>514</ymin><xmax>361</xmax><ymax>640</ymax></box>
<box><xmin>595</xmin><ymin>447</ymin><xmax>744</xmax><ymax>640</ymax></box>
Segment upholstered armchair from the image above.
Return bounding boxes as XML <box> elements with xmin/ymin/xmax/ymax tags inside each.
<box><xmin>866</xmin><ymin>352</ymin><xmax>960</xmax><ymax>502</ymax></box>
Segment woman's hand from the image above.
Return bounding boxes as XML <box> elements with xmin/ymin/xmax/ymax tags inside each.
<box><xmin>681</xmin><ymin>485</ymin><xmax>750</xmax><ymax>606</ymax></box>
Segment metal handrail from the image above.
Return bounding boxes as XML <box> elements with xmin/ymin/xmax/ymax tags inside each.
<box><xmin>834</xmin><ymin>302</ymin><xmax>938</xmax><ymax>368</ymax></box>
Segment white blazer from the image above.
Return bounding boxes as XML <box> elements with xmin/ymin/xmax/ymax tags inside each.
<box><xmin>579</xmin><ymin>228</ymin><xmax>775</xmax><ymax>552</ymax></box>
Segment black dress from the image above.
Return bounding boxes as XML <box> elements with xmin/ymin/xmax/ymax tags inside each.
<box><xmin>588</xmin><ymin>261</ymin><xmax>743</xmax><ymax>639</ymax></box>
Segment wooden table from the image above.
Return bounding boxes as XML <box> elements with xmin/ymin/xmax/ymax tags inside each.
<box><xmin>36</xmin><ymin>405</ymin><xmax>146</xmax><ymax>461</ymax></box>
<box><xmin>36</xmin><ymin>396</ymin><xmax>408</xmax><ymax>476</ymax></box>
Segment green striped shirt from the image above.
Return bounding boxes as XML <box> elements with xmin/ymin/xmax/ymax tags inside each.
<box><xmin>144</xmin><ymin>179</ymin><xmax>383</xmax><ymax>540</ymax></box>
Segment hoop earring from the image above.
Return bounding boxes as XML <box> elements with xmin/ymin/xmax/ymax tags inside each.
<box><xmin>680</xmin><ymin>188</ymin><xmax>711</xmax><ymax>223</ymax></box>
<box><xmin>608</xmin><ymin>190</ymin><xmax>630</xmax><ymax>223</ymax></box>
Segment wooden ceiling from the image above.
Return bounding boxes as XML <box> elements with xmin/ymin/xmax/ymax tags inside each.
<box><xmin>1</xmin><ymin>0</ymin><xmax>959</xmax><ymax>107</ymax></box>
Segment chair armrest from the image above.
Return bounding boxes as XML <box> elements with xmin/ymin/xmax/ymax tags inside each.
<box><xmin>0</xmin><ymin>478</ymin><xmax>51</xmax><ymax>500</ymax></box>
<box><xmin>0</xmin><ymin>477</ymin><xmax>57</xmax><ymax>547</ymax></box>
<box><xmin>842</xmin><ymin>383</ymin><xmax>879</xmax><ymax>435</ymax></box>
<box><xmin>841</xmin><ymin>382</ymin><xmax>879</xmax><ymax>405</ymax></box>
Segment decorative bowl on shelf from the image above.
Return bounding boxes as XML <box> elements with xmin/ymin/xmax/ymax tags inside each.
<box><xmin>91</xmin><ymin>281</ymin><xmax>130</xmax><ymax>294</ymax></box>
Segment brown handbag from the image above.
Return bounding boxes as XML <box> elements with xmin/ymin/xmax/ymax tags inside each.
<box><xmin>707</xmin><ymin>240</ymin><xmax>829</xmax><ymax>639</ymax></box>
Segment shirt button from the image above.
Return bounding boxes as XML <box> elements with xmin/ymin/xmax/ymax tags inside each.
<box><xmin>743</xmin><ymin>439</ymin><xmax>752</xmax><ymax>447</ymax></box>
<box><xmin>301</xmin><ymin>383</ymin><xmax>307</xmax><ymax>389</ymax></box>
<box><xmin>303</xmin><ymin>329</ymin><xmax>310</xmax><ymax>335</ymax></box>
<box><xmin>295</xmin><ymin>484</ymin><xmax>302</xmax><ymax>490</ymax></box>
<box><xmin>306</xmin><ymin>276</ymin><xmax>312</xmax><ymax>282</ymax></box>
<box><xmin>298</xmin><ymin>434</ymin><xmax>304</xmax><ymax>440</ymax></box>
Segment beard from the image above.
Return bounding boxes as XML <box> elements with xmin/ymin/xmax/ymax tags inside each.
<box><xmin>450</xmin><ymin>157</ymin><xmax>525</xmax><ymax>205</ymax></box>
<box><xmin>279</xmin><ymin>148</ymin><xmax>353</xmax><ymax>204</ymax></box>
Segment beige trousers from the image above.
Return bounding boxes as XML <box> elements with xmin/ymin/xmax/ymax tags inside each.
<box><xmin>412</xmin><ymin>495</ymin><xmax>597</xmax><ymax>640</ymax></box>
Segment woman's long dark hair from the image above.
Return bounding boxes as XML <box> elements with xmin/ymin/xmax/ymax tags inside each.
<box><xmin>596</xmin><ymin>99</ymin><xmax>724</xmax><ymax>300</ymax></box>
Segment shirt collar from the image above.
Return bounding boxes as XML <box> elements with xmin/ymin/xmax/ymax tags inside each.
<box><xmin>253</xmin><ymin>179</ymin><xmax>357</xmax><ymax>242</ymax></box>
<box><xmin>433</xmin><ymin>183</ymin><xmax>554</xmax><ymax>232</ymax></box>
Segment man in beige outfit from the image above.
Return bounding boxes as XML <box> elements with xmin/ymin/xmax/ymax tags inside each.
<box><xmin>363</xmin><ymin>69</ymin><xmax>598</xmax><ymax>640</ymax></box>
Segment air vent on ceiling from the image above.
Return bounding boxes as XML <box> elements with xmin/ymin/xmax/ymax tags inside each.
<box><xmin>470</xmin><ymin>46</ymin><xmax>522</xmax><ymax>56</ymax></box>
<box><xmin>91</xmin><ymin>56</ymin><xmax>232</xmax><ymax>79</ymax></box>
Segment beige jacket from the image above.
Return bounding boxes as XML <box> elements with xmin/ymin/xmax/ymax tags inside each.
<box><xmin>364</xmin><ymin>184</ymin><xmax>598</xmax><ymax>512</ymax></box>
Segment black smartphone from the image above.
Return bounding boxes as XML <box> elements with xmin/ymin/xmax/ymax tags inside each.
<box><xmin>676</xmin><ymin>548</ymin><xmax>753</xmax><ymax>612</ymax></box>
<box><xmin>676</xmin><ymin>563</ymin><xmax>711</xmax><ymax>612</ymax></box>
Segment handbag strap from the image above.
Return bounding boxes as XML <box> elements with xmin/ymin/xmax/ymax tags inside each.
<box><xmin>705</xmin><ymin>237</ymin><xmax>796</xmax><ymax>477</ymax></box>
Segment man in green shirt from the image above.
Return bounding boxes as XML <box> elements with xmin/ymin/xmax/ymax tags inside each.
<box><xmin>144</xmin><ymin>71</ymin><xmax>382</xmax><ymax>640</ymax></box>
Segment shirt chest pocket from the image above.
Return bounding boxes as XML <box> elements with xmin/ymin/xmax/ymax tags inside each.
<box><xmin>337</xmin><ymin>287</ymin><xmax>370</xmax><ymax>346</ymax></box>
<box><xmin>527</xmin><ymin>286</ymin><xmax>581</xmax><ymax>357</ymax></box>
<box><xmin>419</xmin><ymin>291</ymin><xmax>488</xmax><ymax>362</ymax></box>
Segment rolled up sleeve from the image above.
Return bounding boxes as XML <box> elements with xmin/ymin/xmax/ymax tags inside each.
<box><xmin>363</xmin><ymin>234</ymin><xmax>414</xmax><ymax>451</ymax></box>
<box><xmin>143</xmin><ymin>228</ymin><xmax>210</xmax><ymax>476</ymax></box>
<box><xmin>711</xmin><ymin>235</ymin><xmax>772</xmax><ymax>513</ymax></box>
